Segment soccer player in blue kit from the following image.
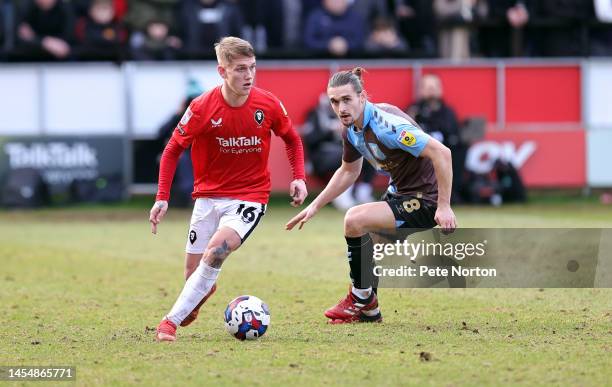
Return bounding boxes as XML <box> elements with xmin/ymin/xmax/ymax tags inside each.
<box><xmin>287</xmin><ymin>68</ymin><xmax>457</xmax><ymax>324</ymax></box>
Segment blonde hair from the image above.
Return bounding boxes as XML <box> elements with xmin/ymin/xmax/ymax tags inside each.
<box><xmin>328</xmin><ymin>67</ymin><xmax>366</xmax><ymax>94</ymax></box>
<box><xmin>214</xmin><ymin>37</ymin><xmax>255</xmax><ymax>66</ymax></box>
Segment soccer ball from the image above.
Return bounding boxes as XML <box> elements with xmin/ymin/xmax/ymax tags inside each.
<box><xmin>224</xmin><ymin>295</ymin><xmax>270</xmax><ymax>340</ymax></box>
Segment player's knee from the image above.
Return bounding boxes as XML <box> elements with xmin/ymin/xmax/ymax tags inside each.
<box><xmin>344</xmin><ymin>207</ymin><xmax>365</xmax><ymax>236</ymax></box>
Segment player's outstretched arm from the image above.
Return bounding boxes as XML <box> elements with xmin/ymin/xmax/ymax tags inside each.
<box><xmin>286</xmin><ymin>158</ymin><xmax>362</xmax><ymax>230</ymax></box>
<box><xmin>420</xmin><ymin>138</ymin><xmax>457</xmax><ymax>233</ymax></box>
<box><xmin>149</xmin><ymin>200</ymin><xmax>168</xmax><ymax>234</ymax></box>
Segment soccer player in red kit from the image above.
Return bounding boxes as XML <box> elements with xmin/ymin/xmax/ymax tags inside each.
<box><xmin>150</xmin><ymin>37</ymin><xmax>307</xmax><ymax>341</ymax></box>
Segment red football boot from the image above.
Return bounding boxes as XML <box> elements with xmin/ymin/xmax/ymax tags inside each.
<box><xmin>327</xmin><ymin>311</ymin><xmax>383</xmax><ymax>324</ymax></box>
<box><xmin>180</xmin><ymin>283</ymin><xmax>217</xmax><ymax>327</ymax></box>
<box><xmin>156</xmin><ymin>319</ymin><xmax>177</xmax><ymax>342</ymax></box>
<box><xmin>324</xmin><ymin>287</ymin><xmax>382</xmax><ymax>323</ymax></box>
<box><xmin>327</xmin><ymin>314</ymin><xmax>362</xmax><ymax>324</ymax></box>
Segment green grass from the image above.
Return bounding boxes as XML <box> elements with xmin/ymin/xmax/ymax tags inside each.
<box><xmin>1</xmin><ymin>201</ymin><xmax>611</xmax><ymax>386</ymax></box>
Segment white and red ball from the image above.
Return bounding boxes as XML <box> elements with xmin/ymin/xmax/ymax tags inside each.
<box><xmin>224</xmin><ymin>295</ymin><xmax>270</xmax><ymax>340</ymax></box>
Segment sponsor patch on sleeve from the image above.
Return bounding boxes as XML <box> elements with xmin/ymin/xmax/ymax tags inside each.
<box><xmin>398</xmin><ymin>130</ymin><xmax>417</xmax><ymax>147</ymax></box>
<box><xmin>180</xmin><ymin>107</ymin><xmax>193</xmax><ymax>126</ymax></box>
<box><xmin>176</xmin><ymin>107</ymin><xmax>193</xmax><ymax>135</ymax></box>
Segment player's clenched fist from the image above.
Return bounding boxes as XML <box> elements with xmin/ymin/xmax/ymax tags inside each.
<box><xmin>149</xmin><ymin>200</ymin><xmax>168</xmax><ymax>234</ymax></box>
<box><xmin>289</xmin><ymin>179</ymin><xmax>308</xmax><ymax>207</ymax></box>
<box><xmin>434</xmin><ymin>205</ymin><xmax>456</xmax><ymax>234</ymax></box>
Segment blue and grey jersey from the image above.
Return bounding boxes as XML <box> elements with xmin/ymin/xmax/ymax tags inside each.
<box><xmin>342</xmin><ymin>101</ymin><xmax>438</xmax><ymax>205</ymax></box>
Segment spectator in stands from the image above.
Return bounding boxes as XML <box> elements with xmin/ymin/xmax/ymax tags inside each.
<box><xmin>303</xmin><ymin>0</ymin><xmax>367</xmax><ymax>57</ymax></box>
<box><xmin>130</xmin><ymin>18</ymin><xmax>182</xmax><ymax>60</ymax></box>
<box><xmin>238</xmin><ymin>0</ymin><xmax>284</xmax><ymax>52</ymax></box>
<box><xmin>179</xmin><ymin>0</ymin><xmax>244</xmax><ymax>57</ymax></box>
<box><xmin>16</xmin><ymin>0</ymin><xmax>75</xmax><ymax>60</ymax></box>
<box><xmin>505</xmin><ymin>1</ymin><xmax>530</xmax><ymax>26</ymax></box>
<box><xmin>301</xmin><ymin>93</ymin><xmax>376</xmax><ymax>210</ymax></box>
<box><xmin>392</xmin><ymin>0</ymin><xmax>437</xmax><ymax>56</ymax></box>
<box><xmin>408</xmin><ymin>75</ymin><xmax>460</xmax><ymax>148</ymax></box>
<box><xmin>125</xmin><ymin>0</ymin><xmax>181</xmax><ymax>60</ymax></box>
<box><xmin>124</xmin><ymin>0</ymin><xmax>181</xmax><ymax>60</ymax></box>
<box><xmin>74</xmin><ymin>0</ymin><xmax>126</xmax><ymax>60</ymax></box>
<box><xmin>434</xmin><ymin>0</ymin><xmax>488</xmax><ymax>60</ymax></box>
<box><xmin>364</xmin><ymin>17</ymin><xmax>409</xmax><ymax>54</ymax></box>
<box><xmin>124</xmin><ymin>0</ymin><xmax>179</xmax><ymax>33</ymax></box>
<box><xmin>407</xmin><ymin>74</ymin><xmax>465</xmax><ymax>202</ymax></box>
<box><xmin>479</xmin><ymin>0</ymin><xmax>533</xmax><ymax>57</ymax></box>
<box><xmin>73</xmin><ymin>0</ymin><xmax>127</xmax><ymax>20</ymax></box>
<box><xmin>352</xmin><ymin>0</ymin><xmax>390</xmax><ymax>25</ymax></box>
<box><xmin>280</xmin><ymin>0</ymin><xmax>303</xmax><ymax>50</ymax></box>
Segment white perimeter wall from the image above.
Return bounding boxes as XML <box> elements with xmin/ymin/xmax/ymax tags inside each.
<box><xmin>583</xmin><ymin>61</ymin><xmax>612</xmax><ymax>186</ymax></box>
<box><xmin>0</xmin><ymin>62</ymin><xmax>221</xmax><ymax>138</ymax></box>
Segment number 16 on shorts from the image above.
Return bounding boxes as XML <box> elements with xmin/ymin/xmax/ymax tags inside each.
<box><xmin>235</xmin><ymin>203</ymin><xmax>259</xmax><ymax>223</ymax></box>
<box><xmin>186</xmin><ymin>198</ymin><xmax>267</xmax><ymax>254</ymax></box>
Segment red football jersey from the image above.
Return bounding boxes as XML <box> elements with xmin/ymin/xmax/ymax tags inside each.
<box><xmin>171</xmin><ymin>86</ymin><xmax>295</xmax><ymax>204</ymax></box>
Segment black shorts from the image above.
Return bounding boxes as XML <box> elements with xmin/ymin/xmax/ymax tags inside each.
<box><xmin>382</xmin><ymin>192</ymin><xmax>437</xmax><ymax>229</ymax></box>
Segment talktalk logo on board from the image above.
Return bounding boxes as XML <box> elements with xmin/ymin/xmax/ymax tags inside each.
<box><xmin>466</xmin><ymin>141</ymin><xmax>536</xmax><ymax>174</ymax></box>
<box><xmin>4</xmin><ymin>142</ymin><xmax>98</xmax><ymax>169</ymax></box>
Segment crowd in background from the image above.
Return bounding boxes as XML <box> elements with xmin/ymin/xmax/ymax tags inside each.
<box><xmin>1</xmin><ymin>0</ymin><xmax>612</xmax><ymax>62</ymax></box>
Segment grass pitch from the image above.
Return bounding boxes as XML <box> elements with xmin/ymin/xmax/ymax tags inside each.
<box><xmin>1</xmin><ymin>199</ymin><xmax>611</xmax><ymax>386</ymax></box>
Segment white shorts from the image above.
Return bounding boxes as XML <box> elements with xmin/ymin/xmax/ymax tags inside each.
<box><xmin>185</xmin><ymin>198</ymin><xmax>266</xmax><ymax>254</ymax></box>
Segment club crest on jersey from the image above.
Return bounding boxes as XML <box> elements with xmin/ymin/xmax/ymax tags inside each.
<box><xmin>367</xmin><ymin>142</ymin><xmax>387</xmax><ymax>161</ymax></box>
<box><xmin>398</xmin><ymin>130</ymin><xmax>417</xmax><ymax>147</ymax></box>
<box><xmin>254</xmin><ymin>109</ymin><xmax>265</xmax><ymax>126</ymax></box>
